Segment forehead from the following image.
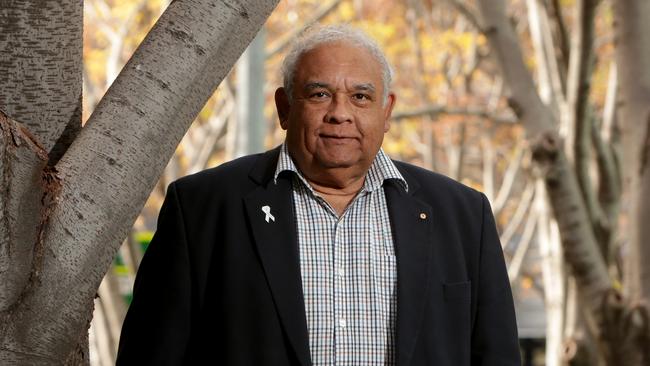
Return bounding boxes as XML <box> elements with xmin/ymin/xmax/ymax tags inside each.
<box><xmin>293</xmin><ymin>41</ymin><xmax>383</xmax><ymax>84</ymax></box>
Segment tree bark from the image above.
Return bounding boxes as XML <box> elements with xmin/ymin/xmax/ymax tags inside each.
<box><xmin>0</xmin><ymin>0</ymin><xmax>279</xmax><ymax>364</ymax></box>
<box><xmin>612</xmin><ymin>0</ymin><xmax>650</xmax><ymax>305</ymax></box>
<box><xmin>0</xmin><ymin>0</ymin><xmax>82</xmax><ymax>157</ymax></box>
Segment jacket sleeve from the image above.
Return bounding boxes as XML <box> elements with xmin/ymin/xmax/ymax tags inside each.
<box><xmin>471</xmin><ymin>193</ymin><xmax>521</xmax><ymax>366</ymax></box>
<box><xmin>116</xmin><ymin>182</ymin><xmax>192</xmax><ymax>365</ymax></box>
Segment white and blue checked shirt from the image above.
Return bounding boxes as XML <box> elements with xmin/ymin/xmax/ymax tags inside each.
<box><xmin>274</xmin><ymin>143</ymin><xmax>408</xmax><ymax>366</ymax></box>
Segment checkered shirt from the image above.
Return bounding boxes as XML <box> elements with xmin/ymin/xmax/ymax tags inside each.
<box><xmin>274</xmin><ymin>143</ymin><xmax>408</xmax><ymax>366</ymax></box>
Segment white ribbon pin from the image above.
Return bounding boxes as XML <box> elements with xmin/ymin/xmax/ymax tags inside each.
<box><xmin>261</xmin><ymin>205</ymin><xmax>275</xmax><ymax>223</ymax></box>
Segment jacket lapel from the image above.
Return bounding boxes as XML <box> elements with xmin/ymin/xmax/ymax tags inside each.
<box><xmin>385</xmin><ymin>176</ymin><xmax>434</xmax><ymax>366</ymax></box>
<box><xmin>243</xmin><ymin>149</ymin><xmax>311</xmax><ymax>366</ymax></box>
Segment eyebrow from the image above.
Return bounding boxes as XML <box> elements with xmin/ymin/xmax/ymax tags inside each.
<box><xmin>352</xmin><ymin>83</ymin><xmax>376</xmax><ymax>93</ymax></box>
<box><xmin>303</xmin><ymin>82</ymin><xmax>377</xmax><ymax>93</ymax></box>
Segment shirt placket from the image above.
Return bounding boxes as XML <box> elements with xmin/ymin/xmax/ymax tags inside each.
<box><xmin>332</xmin><ymin>210</ymin><xmax>349</xmax><ymax>366</ymax></box>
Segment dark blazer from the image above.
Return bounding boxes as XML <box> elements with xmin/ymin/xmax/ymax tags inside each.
<box><xmin>117</xmin><ymin>147</ymin><xmax>520</xmax><ymax>366</ymax></box>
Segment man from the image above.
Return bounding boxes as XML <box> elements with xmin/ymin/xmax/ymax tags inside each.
<box><xmin>117</xmin><ymin>25</ymin><xmax>520</xmax><ymax>365</ymax></box>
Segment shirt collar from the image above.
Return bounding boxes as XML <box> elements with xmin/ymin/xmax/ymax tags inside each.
<box><xmin>273</xmin><ymin>142</ymin><xmax>408</xmax><ymax>193</ymax></box>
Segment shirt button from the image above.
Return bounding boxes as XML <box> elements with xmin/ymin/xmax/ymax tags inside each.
<box><xmin>339</xmin><ymin>318</ymin><xmax>347</xmax><ymax>328</ymax></box>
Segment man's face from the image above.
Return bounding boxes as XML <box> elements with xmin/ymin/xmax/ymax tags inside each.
<box><xmin>275</xmin><ymin>41</ymin><xmax>395</xmax><ymax>181</ymax></box>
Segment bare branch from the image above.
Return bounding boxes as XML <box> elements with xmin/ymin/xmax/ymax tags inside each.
<box><xmin>507</xmin><ymin>204</ymin><xmax>538</xmax><ymax>284</ymax></box>
<box><xmin>592</xmin><ymin>117</ymin><xmax>620</xmax><ymax>263</ymax></box>
<box><xmin>493</xmin><ymin>141</ymin><xmax>525</xmax><ymax>214</ymax></box>
<box><xmin>500</xmin><ymin>181</ymin><xmax>535</xmax><ymax>249</ymax></box>
<box><xmin>548</xmin><ymin>0</ymin><xmax>570</xmax><ymax>76</ymax></box>
<box><xmin>531</xmin><ymin>132</ymin><xmax>611</xmax><ymax>312</ymax></box>
<box><xmin>482</xmin><ymin>135</ymin><xmax>496</xmax><ymax>203</ymax></box>
<box><xmin>446</xmin><ymin>122</ymin><xmax>467</xmax><ymax>181</ymax></box>
<box><xmin>391</xmin><ymin>103</ymin><xmax>517</xmax><ymax>123</ymax></box>
<box><xmin>563</xmin><ymin>0</ymin><xmax>601</xmax><ymax>233</ymax></box>
<box><xmin>613</xmin><ymin>0</ymin><xmax>650</xmax><ymax>304</ymax></box>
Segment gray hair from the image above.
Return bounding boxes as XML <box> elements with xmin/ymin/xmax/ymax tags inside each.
<box><xmin>281</xmin><ymin>24</ymin><xmax>394</xmax><ymax>105</ymax></box>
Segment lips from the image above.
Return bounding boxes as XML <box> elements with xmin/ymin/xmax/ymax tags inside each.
<box><xmin>319</xmin><ymin>133</ymin><xmax>356</xmax><ymax>140</ymax></box>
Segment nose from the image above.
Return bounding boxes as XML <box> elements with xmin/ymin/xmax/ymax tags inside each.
<box><xmin>325</xmin><ymin>93</ymin><xmax>352</xmax><ymax>124</ymax></box>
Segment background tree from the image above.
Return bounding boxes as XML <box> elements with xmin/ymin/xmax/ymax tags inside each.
<box><xmin>0</xmin><ymin>0</ymin><xmax>278</xmax><ymax>364</ymax></box>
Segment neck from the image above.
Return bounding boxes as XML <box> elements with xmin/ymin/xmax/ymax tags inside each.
<box><xmin>304</xmin><ymin>174</ymin><xmax>365</xmax><ymax>217</ymax></box>
<box><xmin>305</xmin><ymin>173</ymin><xmax>365</xmax><ymax>196</ymax></box>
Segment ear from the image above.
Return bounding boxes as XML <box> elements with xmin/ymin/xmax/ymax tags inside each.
<box><xmin>382</xmin><ymin>92</ymin><xmax>396</xmax><ymax>133</ymax></box>
<box><xmin>274</xmin><ymin>87</ymin><xmax>291</xmax><ymax>130</ymax></box>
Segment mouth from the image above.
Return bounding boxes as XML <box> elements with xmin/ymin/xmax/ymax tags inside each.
<box><xmin>319</xmin><ymin>133</ymin><xmax>356</xmax><ymax>140</ymax></box>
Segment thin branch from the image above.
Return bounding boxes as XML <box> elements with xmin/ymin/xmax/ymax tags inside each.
<box><xmin>493</xmin><ymin>141</ymin><xmax>525</xmax><ymax>214</ymax></box>
<box><xmin>188</xmin><ymin>98</ymin><xmax>234</xmax><ymax>173</ymax></box>
<box><xmin>592</xmin><ymin>115</ymin><xmax>621</xmax><ymax>263</ymax></box>
<box><xmin>526</xmin><ymin>0</ymin><xmax>555</xmax><ymax>104</ymax></box>
<box><xmin>539</xmin><ymin>0</ymin><xmax>567</xmax><ymax>105</ymax></box>
<box><xmin>507</xmin><ymin>206</ymin><xmax>538</xmax><ymax>285</ymax></box>
<box><xmin>446</xmin><ymin>122</ymin><xmax>467</xmax><ymax>181</ymax></box>
<box><xmin>548</xmin><ymin>0</ymin><xmax>570</xmax><ymax>76</ymax></box>
<box><xmin>462</xmin><ymin>32</ymin><xmax>483</xmax><ymax>93</ymax></box>
<box><xmin>482</xmin><ymin>135</ymin><xmax>496</xmax><ymax>203</ymax></box>
<box><xmin>391</xmin><ymin>104</ymin><xmax>517</xmax><ymax>123</ymax></box>
<box><xmin>500</xmin><ymin>181</ymin><xmax>535</xmax><ymax>250</ymax></box>
<box><xmin>564</xmin><ymin>0</ymin><xmax>601</xmax><ymax>234</ymax></box>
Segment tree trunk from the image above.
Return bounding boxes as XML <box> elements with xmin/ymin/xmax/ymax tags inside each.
<box><xmin>0</xmin><ymin>0</ymin><xmax>279</xmax><ymax>364</ymax></box>
<box><xmin>612</xmin><ymin>0</ymin><xmax>650</xmax><ymax>306</ymax></box>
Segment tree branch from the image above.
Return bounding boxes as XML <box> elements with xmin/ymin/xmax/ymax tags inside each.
<box><xmin>493</xmin><ymin>141</ymin><xmax>525</xmax><ymax>214</ymax></box>
<box><xmin>391</xmin><ymin>103</ymin><xmax>517</xmax><ymax>123</ymax></box>
<box><xmin>477</xmin><ymin>0</ymin><xmax>555</xmax><ymax>137</ymax></box>
<box><xmin>565</xmin><ymin>0</ymin><xmax>601</xmax><ymax>231</ymax></box>
<box><xmin>531</xmin><ymin>132</ymin><xmax>611</xmax><ymax>313</ymax></box>
<box><xmin>612</xmin><ymin>0</ymin><xmax>650</xmax><ymax>304</ymax></box>
<box><xmin>548</xmin><ymin>0</ymin><xmax>570</xmax><ymax>78</ymax></box>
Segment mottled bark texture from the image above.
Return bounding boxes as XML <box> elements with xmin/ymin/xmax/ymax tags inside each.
<box><xmin>0</xmin><ymin>0</ymin><xmax>82</xmax><ymax>157</ymax></box>
<box><xmin>0</xmin><ymin>111</ymin><xmax>48</xmax><ymax>313</ymax></box>
<box><xmin>0</xmin><ymin>0</ymin><xmax>279</xmax><ymax>364</ymax></box>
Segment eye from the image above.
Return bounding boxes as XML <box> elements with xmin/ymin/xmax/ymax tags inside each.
<box><xmin>310</xmin><ymin>91</ymin><xmax>330</xmax><ymax>99</ymax></box>
<box><xmin>352</xmin><ymin>93</ymin><xmax>370</xmax><ymax>101</ymax></box>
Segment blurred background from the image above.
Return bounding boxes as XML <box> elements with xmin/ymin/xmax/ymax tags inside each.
<box><xmin>82</xmin><ymin>0</ymin><xmax>642</xmax><ymax>365</ymax></box>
